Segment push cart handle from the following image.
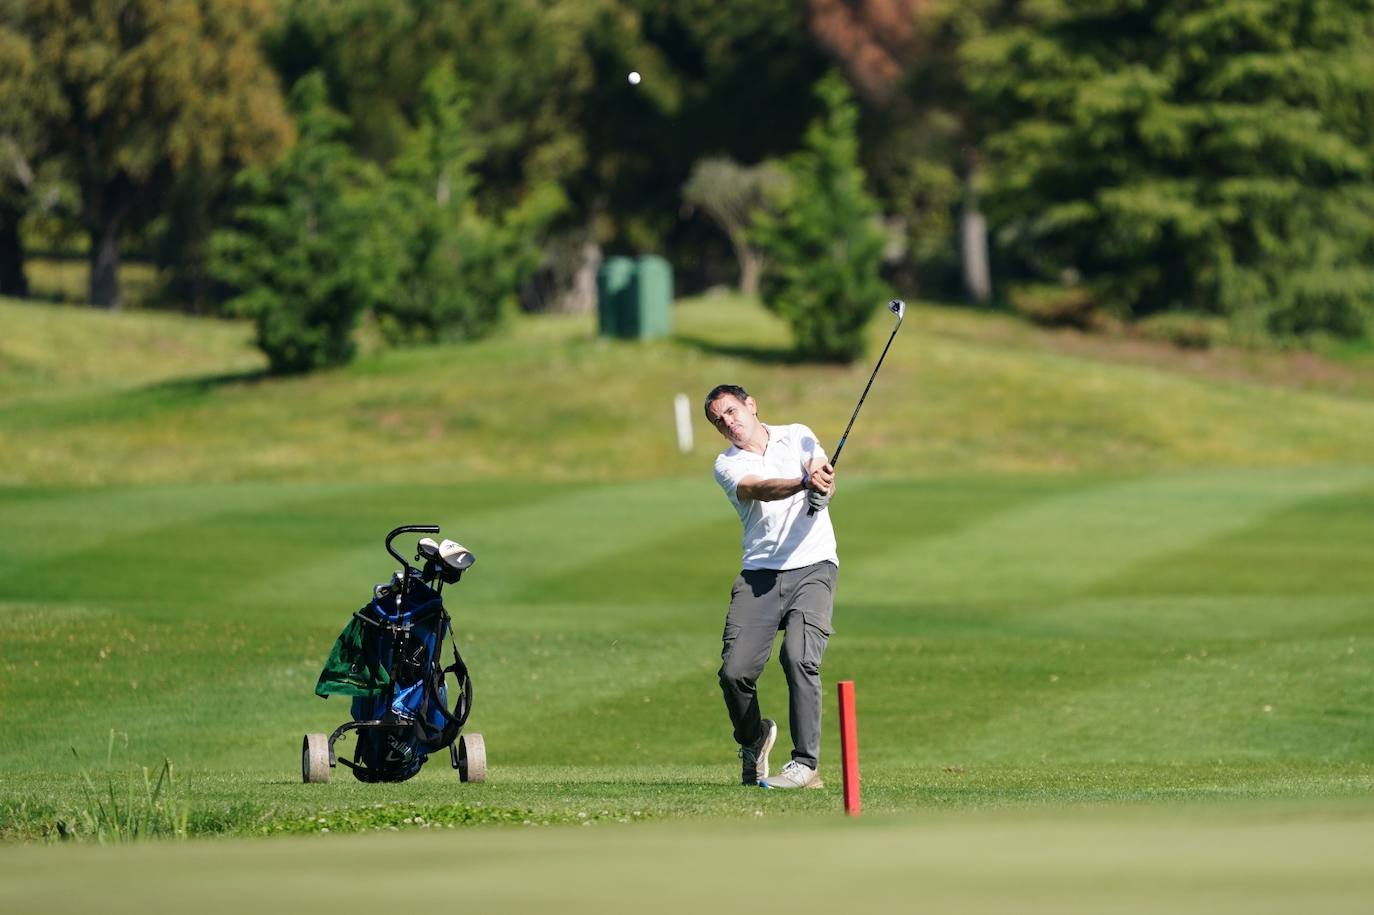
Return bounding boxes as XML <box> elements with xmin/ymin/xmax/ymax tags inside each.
<box><xmin>386</xmin><ymin>525</ymin><xmax>440</xmax><ymax>568</ymax></box>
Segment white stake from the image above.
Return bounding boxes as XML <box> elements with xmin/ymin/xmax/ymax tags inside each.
<box><xmin>674</xmin><ymin>393</ymin><xmax>693</xmax><ymax>454</ymax></box>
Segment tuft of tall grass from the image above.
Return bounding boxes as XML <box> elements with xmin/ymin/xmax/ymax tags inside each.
<box><xmin>60</xmin><ymin>731</ymin><xmax>189</xmax><ymax>843</ymax></box>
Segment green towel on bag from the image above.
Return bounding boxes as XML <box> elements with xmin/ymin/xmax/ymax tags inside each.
<box><xmin>315</xmin><ymin>616</ymin><xmax>390</xmax><ymax>697</ymax></box>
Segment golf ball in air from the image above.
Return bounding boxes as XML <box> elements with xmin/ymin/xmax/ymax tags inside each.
<box><xmin>628</xmin><ymin>71</ymin><xmax>641</xmax><ymax>85</ymax></box>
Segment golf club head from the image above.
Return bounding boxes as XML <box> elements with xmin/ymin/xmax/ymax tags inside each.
<box><xmin>888</xmin><ymin>299</ymin><xmax>906</xmax><ymax>322</ymax></box>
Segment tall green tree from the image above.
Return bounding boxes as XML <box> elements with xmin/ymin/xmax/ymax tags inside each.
<box><xmin>0</xmin><ymin>33</ymin><xmax>32</xmax><ymax>296</ymax></box>
<box><xmin>210</xmin><ymin>73</ymin><xmax>383</xmax><ymax>374</ymax></box>
<box><xmin>752</xmin><ymin>73</ymin><xmax>889</xmax><ymax>362</ymax></box>
<box><xmin>0</xmin><ymin>1</ymin><xmax>60</xmax><ymax>297</ymax></box>
<box><xmin>15</xmin><ymin>0</ymin><xmax>291</xmax><ymax>308</ymax></box>
<box><xmin>268</xmin><ymin>0</ymin><xmax>599</xmax><ymax>206</ymax></box>
<box><xmin>267</xmin><ymin>0</ymin><xmax>609</xmax><ymax>310</ymax></box>
<box><xmin>371</xmin><ymin>64</ymin><xmax>562</xmax><ymax>344</ymax></box>
<box><xmin>266</xmin><ymin>1</ymin><xmax>831</xmax><ymax>296</ymax></box>
<box><xmin>856</xmin><ymin>0</ymin><xmax>1008</xmax><ymax>302</ymax></box>
<box><xmin>967</xmin><ymin>0</ymin><xmax>1374</xmax><ymax>338</ymax></box>
<box><xmin>582</xmin><ymin>0</ymin><xmax>829</xmax><ymax>263</ymax></box>
<box><xmin>681</xmin><ymin>157</ymin><xmax>788</xmax><ymax>295</ymax></box>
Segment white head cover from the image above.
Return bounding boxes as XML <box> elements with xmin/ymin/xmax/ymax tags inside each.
<box><xmin>438</xmin><ymin>539</ymin><xmax>475</xmax><ymax>570</ymax></box>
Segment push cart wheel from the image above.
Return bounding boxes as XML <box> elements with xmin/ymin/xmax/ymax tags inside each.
<box><xmin>302</xmin><ymin>733</ymin><xmax>331</xmax><ymax>783</ymax></box>
<box><xmin>458</xmin><ymin>733</ymin><xmax>487</xmax><ymax>783</ymax></box>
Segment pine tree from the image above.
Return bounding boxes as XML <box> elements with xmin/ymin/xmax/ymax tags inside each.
<box><xmin>210</xmin><ymin>74</ymin><xmax>383</xmax><ymax>373</ymax></box>
<box><xmin>370</xmin><ymin>64</ymin><xmax>561</xmax><ymax>345</ymax></box>
<box><xmin>967</xmin><ymin>0</ymin><xmax>1374</xmax><ymax>339</ymax></box>
<box><xmin>752</xmin><ymin>73</ymin><xmax>889</xmax><ymax>362</ymax></box>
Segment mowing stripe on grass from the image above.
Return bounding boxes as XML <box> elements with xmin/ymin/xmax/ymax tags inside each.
<box><xmin>841</xmin><ymin>467</ymin><xmax>1374</xmax><ymax>605</ymax></box>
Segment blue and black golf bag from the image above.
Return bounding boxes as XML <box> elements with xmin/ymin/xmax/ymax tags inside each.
<box><xmin>303</xmin><ymin>525</ymin><xmax>486</xmax><ymax>784</ymax></box>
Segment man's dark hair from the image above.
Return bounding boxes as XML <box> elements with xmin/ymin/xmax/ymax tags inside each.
<box><xmin>703</xmin><ymin>384</ymin><xmax>750</xmax><ymax>422</ymax></box>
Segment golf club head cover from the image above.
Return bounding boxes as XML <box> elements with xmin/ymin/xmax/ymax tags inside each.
<box><xmin>438</xmin><ymin>539</ymin><xmax>475</xmax><ymax>571</ymax></box>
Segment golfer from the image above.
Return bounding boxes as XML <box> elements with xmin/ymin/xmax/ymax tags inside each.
<box><xmin>704</xmin><ymin>384</ymin><xmax>837</xmax><ymax>789</ymax></box>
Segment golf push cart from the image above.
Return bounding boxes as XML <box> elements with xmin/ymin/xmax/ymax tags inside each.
<box><xmin>302</xmin><ymin>525</ymin><xmax>486</xmax><ymax>784</ymax></box>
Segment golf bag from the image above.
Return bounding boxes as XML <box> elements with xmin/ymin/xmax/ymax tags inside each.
<box><xmin>303</xmin><ymin>525</ymin><xmax>486</xmax><ymax>784</ymax></box>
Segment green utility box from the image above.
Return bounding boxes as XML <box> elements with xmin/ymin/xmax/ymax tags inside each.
<box><xmin>596</xmin><ymin>256</ymin><xmax>636</xmax><ymax>338</ymax></box>
<box><xmin>596</xmin><ymin>255</ymin><xmax>673</xmax><ymax>340</ymax></box>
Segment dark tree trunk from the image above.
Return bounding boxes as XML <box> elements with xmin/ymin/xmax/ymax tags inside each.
<box><xmin>563</xmin><ymin>239</ymin><xmax>602</xmax><ymax>314</ymax></box>
<box><xmin>739</xmin><ymin>247</ymin><xmax>763</xmax><ymax>297</ymax></box>
<box><xmin>0</xmin><ymin>197</ymin><xmax>28</xmax><ymax>298</ymax></box>
<box><xmin>86</xmin><ymin>183</ymin><xmax>129</xmax><ymax>310</ymax></box>
<box><xmin>89</xmin><ymin>220</ymin><xmax>122</xmax><ymax>309</ymax></box>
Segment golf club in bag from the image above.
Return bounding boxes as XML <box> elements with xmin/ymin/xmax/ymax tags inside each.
<box><xmin>809</xmin><ymin>299</ymin><xmax>906</xmax><ymax>516</ymax></box>
<box><xmin>302</xmin><ymin>525</ymin><xmax>486</xmax><ymax>784</ymax></box>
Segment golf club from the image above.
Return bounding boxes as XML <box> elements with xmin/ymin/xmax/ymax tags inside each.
<box><xmin>808</xmin><ymin>298</ymin><xmax>905</xmax><ymax>516</ymax></box>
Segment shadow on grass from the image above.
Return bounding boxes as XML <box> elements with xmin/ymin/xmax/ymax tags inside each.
<box><xmin>147</xmin><ymin>367</ymin><xmax>274</xmax><ymax>394</ymax></box>
<box><xmin>0</xmin><ymin>367</ymin><xmax>274</xmax><ymax>429</ymax></box>
<box><xmin>673</xmin><ymin>333</ymin><xmax>805</xmax><ymax>365</ymax></box>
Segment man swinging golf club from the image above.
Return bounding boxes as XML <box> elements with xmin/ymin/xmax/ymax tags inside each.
<box><xmin>705</xmin><ymin>301</ymin><xmax>905</xmax><ymax>789</ymax></box>
<box><xmin>705</xmin><ymin>383</ymin><xmax>837</xmax><ymax>789</ymax></box>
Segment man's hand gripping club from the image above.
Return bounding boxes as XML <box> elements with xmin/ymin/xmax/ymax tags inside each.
<box><xmin>804</xmin><ymin>458</ymin><xmax>835</xmax><ymax>514</ymax></box>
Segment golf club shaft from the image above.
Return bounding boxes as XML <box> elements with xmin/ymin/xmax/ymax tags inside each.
<box><xmin>829</xmin><ymin>320</ymin><xmax>902</xmax><ymax>471</ymax></box>
<box><xmin>808</xmin><ymin>300</ymin><xmax>905</xmax><ymax>516</ymax></box>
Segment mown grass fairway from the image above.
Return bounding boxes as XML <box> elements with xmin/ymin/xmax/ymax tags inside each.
<box><xmin>1</xmin><ymin>295</ymin><xmax>1372</xmax><ymax>908</ymax></box>
<box><xmin>3</xmin><ymin>471</ymin><xmax>1371</xmax><ymax>826</ymax></box>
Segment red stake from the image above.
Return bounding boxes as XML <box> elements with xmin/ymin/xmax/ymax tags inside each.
<box><xmin>837</xmin><ymin>680</ymin><xmax>860</xmax><ymax>816</ymax></box>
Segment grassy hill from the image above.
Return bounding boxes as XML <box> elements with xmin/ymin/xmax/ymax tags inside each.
<box><xmin>3</xmin><ymin>293</ymin><xmax>1374</xmax><ymax>485</ymax></box>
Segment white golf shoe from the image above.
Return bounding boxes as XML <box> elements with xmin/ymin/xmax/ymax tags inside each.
<box><xmin>759</xmin><ymin>759</ymin><xmax>823</xmax><ymax>789</ymax></box>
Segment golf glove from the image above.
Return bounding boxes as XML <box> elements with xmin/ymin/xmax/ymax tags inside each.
<box><xmin>807</xmin><ymin>488</ymin><xmax>831</xmax><ymax>513</ymax></box>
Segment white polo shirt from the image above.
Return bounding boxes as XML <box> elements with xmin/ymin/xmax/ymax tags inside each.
<box><xmin>713</xmin><ymin>423</ymin><xmax>839</xmax><ymax>571</ymax></box>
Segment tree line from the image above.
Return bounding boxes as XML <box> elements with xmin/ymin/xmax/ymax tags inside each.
<box><xmin>2</xmin><ymin>0</ymin><xmax>1372</xmax><ymax>370</ymax></box>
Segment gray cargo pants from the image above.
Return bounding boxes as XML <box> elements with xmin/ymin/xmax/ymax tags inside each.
<box><xmin>718</xmin><ymin>560</ymin><xmax>837</xmax><ymax>770</ymax></box>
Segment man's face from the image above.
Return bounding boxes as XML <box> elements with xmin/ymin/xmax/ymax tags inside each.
<box><xmin>706</xmin><ymin>394</ymin><xmax>759</xmax><ymax>447</ymax></box>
